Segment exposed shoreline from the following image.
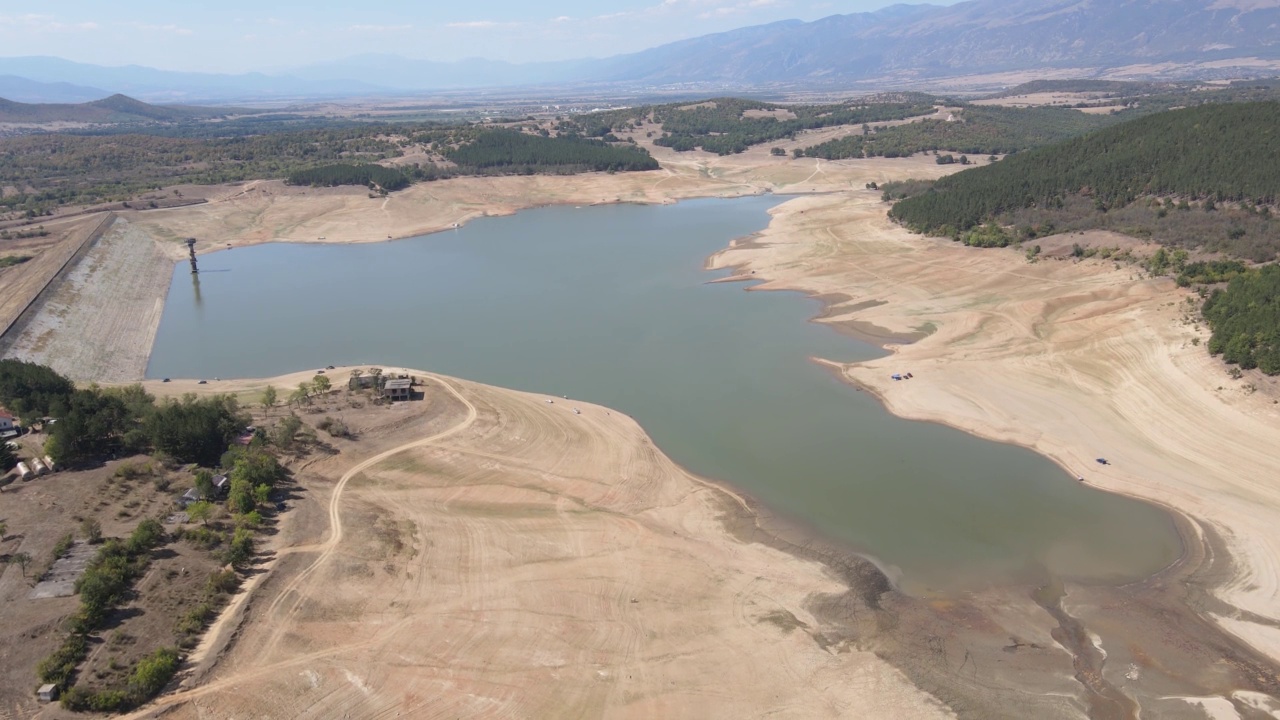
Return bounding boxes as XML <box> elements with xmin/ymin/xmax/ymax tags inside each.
<box><xmin>17</xmin><ymin>147</ymin><xmax>1280</xmax><ymax>714</ymax></box>
<box><xmin>707</xmin><ymin>191</ymin><xmax>1280</xmax><ymax>667</ymax></box>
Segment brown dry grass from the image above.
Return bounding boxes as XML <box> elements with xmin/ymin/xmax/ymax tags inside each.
<box><xmin>0</xmin><ymin>454</ymin><xmax>194</xmax><ymax>718</ymax></box>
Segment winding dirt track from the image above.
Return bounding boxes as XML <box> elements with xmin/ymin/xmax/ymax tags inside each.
<box><xmin>127</xmin><ymin>373</ymin><xmax>949</xmax><ymax>719</ymax></box>
<box><xmin>257</xmin><ymin>377</ymin><xmax>478</xmax><ymax>642</ymax></box>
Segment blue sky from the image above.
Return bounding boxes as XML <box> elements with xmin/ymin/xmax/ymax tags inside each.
<box><xmin>0</xmin><ymin>1</ymin><xmax>953</xmax><ymax>72</ymax></box>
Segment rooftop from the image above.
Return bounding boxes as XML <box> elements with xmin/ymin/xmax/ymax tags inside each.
<box><xmin>384</xmin><ymin>378</ymin><xmax>413</xmax><ymax>390</ymax></box>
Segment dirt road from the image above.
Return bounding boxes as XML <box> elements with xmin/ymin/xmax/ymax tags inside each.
<box><xmin>127</xmin><ymin>372</ymin><xmax>952</xmax><ymax>719</ymax></box>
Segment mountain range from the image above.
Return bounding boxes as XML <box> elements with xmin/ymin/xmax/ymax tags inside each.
<box><xmin>1</xmin><ymin>0</ymin><xmax>1278</xmax><ymax>103</ymax></box>
<box><xmin>0</xmin><ymin>94</ymin><xmax>248</xmax><ymax>124</ymax></box>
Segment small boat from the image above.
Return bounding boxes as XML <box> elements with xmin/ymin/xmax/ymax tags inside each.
<box><xmin>573</xmin><ymin>408</ymin><xmax>581</xmax><ymax>415</ymax></box>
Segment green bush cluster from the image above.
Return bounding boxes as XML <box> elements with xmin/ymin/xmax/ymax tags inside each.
<box><xmin>0</xmin><ymin>361</ymin><xmax>249</xmax><ymax>466</ymax></box>
<box><xmin>889</xmin><ymin>103</ymin><xmax>1280</xmax><ymax>239</ymax></box>
<box><xmin>1177</xmin><ymin>260</ymin><xmax>1248</xmax><ymax>287</ymax></box>
<box><xmin>286</xmin><ymin>163</ymin><xmax>411</xmax><ymax>191</ymax></box>
<box><xmin>647</xmin><ymin>96</ymin><xmax>937</xmax><ymax>155</ymax></box>
<box><xmin>38</xmin><ymin>520</ymin><xmax>168</xmax><ymax>692</ymax></box>
<box><xmin>444</xmin><ymin>130</ymin><xmax>658</xmax><ymax>173</ymax></box>
<box><xmin>1204</xmin><ymin>265</ymin><xmax>1280</xmax><ymax>374</ymax></box>
<box><xmin>801</xmin><ymin>105</ymin><xmax>1112</xmax><ymax>160</ymax></box>
<box><xmin>59</xmin><ymin>647</ymin><xmax>180</xmax><ymax>712</ymax></box>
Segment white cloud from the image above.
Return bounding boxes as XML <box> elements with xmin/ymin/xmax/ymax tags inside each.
<box><xmin>349</xmin><ymin>23</ymin><xmax>413</xmax><ymax>32</ymax></box>
<box><xmin>0</xmin><ymin>13</ymin><xmax>98</xmax><ymax>33</ymax></box>
<box><xmin>127</xmin><ymin>22</ymin><xmax>195</xmax><ymax>36</ymax></box>
<box><xmin>446</xmin><ymin>20</ymin><xmax>503</xmax><ymax>29</ymax></box>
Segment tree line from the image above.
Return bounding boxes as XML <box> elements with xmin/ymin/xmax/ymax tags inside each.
<box><xmin>1203</xmin><ymin>265</ymin><xmax>1280</xmax><ymax>375</ymax></box>
<box><xmin>1</xmin><ymin>358</ymin><xmax>294</xmax><ymax>709</ymax></box>
<box><xmin>443</xmin><ymin>129</ymin><xmax>658</xmax><ymax>173</ymax></box>
<box><xmin>887</xmin><ymin>102</ymin><xmax>1280</xmax><ymax>261</ymax></box>
<box><xmin>0</xmin><ymin>359</ymin><xmax>247</xmax><ymax>466</ymax></box>
<box><xmin>799</xmin><ymin>105</ymin><xmax>1113</xmax><ymax>160</ymax></box>
<box><xmin>286</xmin><ymin>163</ymin><xmax>411</xmax><ymax>191</ymax></box>
<box><xmin>647</xmin><ymin>96</ymin><xmax>939</xmax><ymax>156</ymax></box>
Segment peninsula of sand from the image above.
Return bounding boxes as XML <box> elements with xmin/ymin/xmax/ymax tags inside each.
<box><xmin>5</xmin><ymin>130</ymin><xmax>1280</xmax><ymax>717</ymax></box>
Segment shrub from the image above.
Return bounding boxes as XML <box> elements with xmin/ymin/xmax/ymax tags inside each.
<box><xmin>128</xmin><ymin>647</ymin><xmax>180</xmax><ymax>699</ymax></box>
<box><xmin>37</xmin><ymin>634</ymin><xmax>87</xmax><ymax>687</ymax></box>
<box><xmin>52</xmin><ymin>533</ymin><xmax>75</xmax><ymax>561</ymax></box>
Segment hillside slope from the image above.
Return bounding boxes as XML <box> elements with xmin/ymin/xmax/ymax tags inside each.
<box><xmin>889</xmin><ymin>102</ymin><xmax>1280</xmax><ymax>259</ymax></box>
<box><xmin>0</xmin><ymin>94</ymin><xmax>242</xmax><ymax>124</ymax></box>
<box><xmin>593</xmin><ymin>0</ymin><xmax>1280</xmax><ymax>86</ymax></box>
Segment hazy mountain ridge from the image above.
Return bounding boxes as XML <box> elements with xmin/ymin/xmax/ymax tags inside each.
<box><xmin>0</xmin><ymin>56</ymin><xmax>384</xmax><ymax>103</ymax></box>
<box><xmin>0</xmin><ymin>75</ymin><xmax>109</xmax><ymax>104</ymax></box>
<box><xmin>0</xmin><ymin>0</ymin><xmax>1276</xmax><ymax>101</ymax></box>
<box><xmin>0</xmin><ymin>94</ymin><xmax>249</xmax><ymax>124</ymax></box>
<box><xmin>601</xmin><ymin>0</ymin><xmax>1280</xmax><ymax>85</ymax></box>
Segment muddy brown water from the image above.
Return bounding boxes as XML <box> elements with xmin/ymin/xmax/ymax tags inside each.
<box><xmin>147</xmin><ymin>195</ymin><xmax>1181</xmax><ymax>595</ymax></box>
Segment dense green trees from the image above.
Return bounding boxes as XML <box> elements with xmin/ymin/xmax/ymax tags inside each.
<box><xmin>1178</xmin><ymin>260</ymin><xmax>1248</xmax><ymax>287</ymax></box>
<box><xmin>225</xmin><ymin>446</ymin><xmax>284</xmax><ymax>516</ymax></box>
<box><xmin>889</xmin><ymin>103</ymin><xmax>1280</xmax><ymax>260</ymax></box>
<box><xmin>800</xmin><ymin>106</ymin><xmax>1112</xmax><ymax>160</ymax></box>
<box><xmin>644</xmin><ymin>97</ymin><xmax>938</xmax><ymax>156</ymax></box>
<box><xmin>444</xmin><ymin>130</ymin><xmax>658</xmax><ymax>173</ymax></box>
<box><xmin>1</xmin><ymin>362</ymin><xmax>252</xmax><ymax>467</ymax></box>
<box><xmin>1203</xmin><ymin>265</ymin><xmax>1280</xmax><ymax>375</ymax></box>
<box><xmin>147</xmin><ymin>395</ymin><xmax>247</xmax><ymax>467</ymax></box>
<box><xmin>0</xmin><ymin>359</ymin><xmax>75</xmax><ymax>422</ymax></box>
<box><xmin>286</xmin><ymin>163</ymin><xmax>411</xmax><ymax>191</ymax></box>
<box><xmin>46</xmin><ymin>389</ymin><xmax>131</xmax><ymax>464</ymax></box>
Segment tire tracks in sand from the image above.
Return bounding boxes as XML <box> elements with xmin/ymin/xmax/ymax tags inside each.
<box><xmin>126</xmin><ymin>375</ymin><xmax>478</xmax><ymax>717</ymax></box>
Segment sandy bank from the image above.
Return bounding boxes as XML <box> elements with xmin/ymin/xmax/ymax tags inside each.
<box><xmin>125</xmin><ymin>368</ymin><xmax>956</xmax><ymax>719</ymax></box>
<box><xmin>119</xmin><ymin>152</ymin><xmax>956</xmax><ymax>256</ymax></box>
<box><xmin>23</xmin><ymin>148</ymin><xmax>1280</xmax><ymax>713</ymax></box>
<box><xmin>710</xmin><ymin>190</ymin><xmax>1280</xmax><ymax>668</ymax></box>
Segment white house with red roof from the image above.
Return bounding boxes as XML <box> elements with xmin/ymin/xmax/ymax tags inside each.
<box><xmin>0</xmin><ymin>408</ymin><xmax>19</xmax><ymax>437</ymax></box>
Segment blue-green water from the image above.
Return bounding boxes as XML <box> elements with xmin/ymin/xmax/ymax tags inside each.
<box><xmin>147</xmin><ymin>195</ymin><xmax>1180</xmax><ymax>593</ymax></box>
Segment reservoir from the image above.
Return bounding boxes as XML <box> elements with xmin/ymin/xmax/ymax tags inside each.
<box><xmin>147</xmin><ymin>195</ymin><xmax>1180</xmax><ymax>593</ymax></box>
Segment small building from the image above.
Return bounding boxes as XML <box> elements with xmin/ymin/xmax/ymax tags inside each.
<box><xmin>212</xmin><ymin>474</ymin><xmax>230</xmax><ymax>496</ymax></box>
<box><xmin>349</xmin><ymin>374</ymin><xmax>379</xmax><ymax>391</ymax></box>
<box><xmin>179</xmin><ymin>487</ymin><xmax>201</xmax><ymax>507</ymax></box>
<box><xmin>0</xmin><ymin>409</ymin><xmax>18</xmax><ymax>437</ymax></box>
<box><xmin>382</xmin><ymin>378</ymin><xmax>413</xmax><ymax>401</ymax></box>
<box><xmin>37</xmin><ymin>683</ymin><xmax>58</xmax><ymax>703</ymax></box>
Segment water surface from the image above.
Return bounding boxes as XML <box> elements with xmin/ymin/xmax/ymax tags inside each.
<box><xmin>148</xmin><ymin>196</ymin><xmax>1180</xmax><ymax>593</ymax></box>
